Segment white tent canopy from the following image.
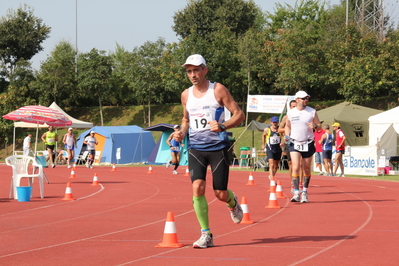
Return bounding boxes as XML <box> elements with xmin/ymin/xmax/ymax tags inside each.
<box><xmin>12</xmin><ymin>102</ymin><xmax>93</xmax><ymax>154</ymax></box>
<box><xmin>14</xmin><ymin>102</ymin><xmax>93</xmax><ymax>128</ymax></box>
<box><xmin>368</xmin><ymin>106</ymin><xmax>399</xmax><ymax>158</ymax></box>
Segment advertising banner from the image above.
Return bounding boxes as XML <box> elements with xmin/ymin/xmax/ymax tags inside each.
<box><xmin>247</xmin><ymin>95</ymin><xmax>289</xmax><ymax>114</ymax></box>
<box><xmin>313</xmin><ymin>146</ymin><xmax>378</xmax><ymax>176</ymax></box>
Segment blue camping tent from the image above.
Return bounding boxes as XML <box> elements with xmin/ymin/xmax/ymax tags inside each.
<box><xmin>75</xmin><ymin>126</ymin><xmax>155</xmax><ymax>164</ymax></box>
<box><xmin>143</xmin><ymin>123</ymin><xmax>188</xmax><ymax>166</ymax></box>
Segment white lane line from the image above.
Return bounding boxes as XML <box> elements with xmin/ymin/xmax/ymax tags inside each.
<box><xmin>288</xmin><ymin>187</ymin><xmax>373</xmax><ymax>266</ymax></box>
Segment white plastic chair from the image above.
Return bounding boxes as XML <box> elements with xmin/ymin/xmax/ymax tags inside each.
<box><xmin>279</xmin><ymin>152</ymin><xmax>289</xmax><ymax>170</ymax></box>
<box><xmin>76</xmin><ymin>151</ymin><xmax>89</xmax><ymax>165</ymax></box>
<box><xmin>5</xmin><ymin>155</ymin><xmax>44</xmax><ymax>199</ymax></box>
<box><xmin>94</xmin><ymin>151</ymin><xmax>102</xmax><ymax>164</ymax></box>
<box><xmin>238</xmin><ymin>150</ymin><xmax>251</xmax><ymax>168</ymax></box>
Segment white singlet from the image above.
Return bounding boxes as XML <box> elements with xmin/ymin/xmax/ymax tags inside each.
<box><xmin>287</xmin><ymin>106</ymin><xmax>316</xmax><ymax>142</ymax></box>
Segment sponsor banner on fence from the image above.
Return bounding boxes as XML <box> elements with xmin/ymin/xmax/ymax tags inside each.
<box><xmin>314</xmin><ymin>145</ymin><xmax>378</xmax><ymax>176</ymax></box>
<box><xmin>247</xmin><ymin>95</ymin><xmax>289</xmax><ymax>114</ymax></box>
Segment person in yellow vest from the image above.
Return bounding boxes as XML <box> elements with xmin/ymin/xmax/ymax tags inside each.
<box><xmin>41</xmin><ymin>126</ymin><xmax>58</xmax><ymax>168</ymax></box>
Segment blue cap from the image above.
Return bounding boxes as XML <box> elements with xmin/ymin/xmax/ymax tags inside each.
<box><xmin>271</xmin><ymin>116</ymin><xmax>279</xmax><ymax>123</ymax></box>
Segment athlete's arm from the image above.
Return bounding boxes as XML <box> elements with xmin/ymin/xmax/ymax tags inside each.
<box><xmin>166</xmin><ymin>133</ymin><xmax>173</xmax><ymax>146</ymax></box>
<box><xmin>278</xmin><ymin>115</ymin><xmax>287</xmax><ymax>134</ymax></box>
<box><xmin>210</xmin><ymin>83</ymin><xmax>244</xmax><ymax>132</ymax></box>
<box><xmin>179</xmin><ymin>88</ymin><xmax>189</xmax><ymax>142</ymax></box>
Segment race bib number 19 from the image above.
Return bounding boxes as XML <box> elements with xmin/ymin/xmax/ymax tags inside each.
<box><xmin>190</xmin><ymin>112</ymin><xmax>213</xmax><ymax>131</ymax></box>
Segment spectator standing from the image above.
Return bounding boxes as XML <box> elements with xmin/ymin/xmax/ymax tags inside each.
<box><xmin>332</xmin><ymin>123</ymin><xmax>346</xmax><ymax>177</ymax></box>
<box><xmin>313</xmin><ymin>121</ymin><xmax>325</xmax><ymax>175</ymax></box>
<box><xmin>319</xmin><ymin>124</ymin><xmax>334</xmax><ymax>176</ymax></box>
<box><xmin>178</xmin><ymin>54</ymin><xmax>245</xmax><ymax>248</ymax></box>
<box><xmin>23</xmin><ymin>133</ymin><xmax>33</xmax><ymax>156</ymax></box>
<box><xmin>284</xmin><ymin>91</ymin><xmax>321</xmax><ymax>203</ymax></box>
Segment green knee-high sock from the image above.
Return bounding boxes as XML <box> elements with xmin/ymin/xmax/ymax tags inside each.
<box><xmin>193</xmin><ymin>195</ymin><xmax>209</xmax><ymax>231</ymax></box>
<box><xmin>226</xmin><ymin>189</ymin><xmax>236</xmax><ymax>209</ymax></box>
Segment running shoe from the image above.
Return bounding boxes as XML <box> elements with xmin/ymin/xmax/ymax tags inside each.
<box><xmin>339</xmin><ymin>174</ymin><xmax>345</xmax><ymax>177</ymax></box>
<box><xmin>52</xmin><ymin>164</ymin><xmax>55</xmax><ymax>168</ymax></box>
<box><xmin>193</xmin><ymin>231</ymin><xmax>214</xmax><ymax>248</ymax></box>
<box><xmin>172</xmin><ymin>170</ymin><xmax>178</xmax><ymax>174</ymax></box>
<box><xmin>166</xmin><ymin>161</ymin><xmax>171</xmax><ymax>168</ymax></box>
<box><xmin>300</xmin><ymin>192</ymin><xmax>308</xmax><ymax>203</ymax></box>
<box><xmin>67</xmin><ymin>164</ymin><xmax>71</xmax><ymax>169</ymax></box>
<box><xmin>319</xmin><ymin>172</ymin><xmax>324</xmax><ymax>175</ymax></box>
<box><xmin>229</xmin><ymin>194</ymin><xmax>243</xmax><ymax>224</ymax></box>
<box><xmin>90</xmin><ymin>164</ymin><xmax>93</xmax><ymax>169</ymax></box>
<box><xmin>291</xmin><ymin>191</ymin><xmax>300</xmax><ymax>202</ymax></box>
<box><xmin>86</xmin><ymin>162</ymin><xmax>90</xmax><ymax>168</ymax></box>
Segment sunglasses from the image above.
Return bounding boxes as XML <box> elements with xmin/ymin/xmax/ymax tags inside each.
<box><xmin>301</xmin><ymin>97</ymin><xmax>310</xmax><ymax>100</ymax></box>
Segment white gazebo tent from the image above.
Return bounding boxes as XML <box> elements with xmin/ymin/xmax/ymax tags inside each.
<box><xmin>13</xmin><ymin>102</ymin><xmax>93</xmax><ymax>153</ymax></box>
<box><xmin>368</xmin><ymin>106</ymin><xmax>399</xmax><ymax>158</ymax></box>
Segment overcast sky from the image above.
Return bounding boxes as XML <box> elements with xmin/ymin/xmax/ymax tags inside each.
<box><xmin>2</xmin><ymin>0</ymin><xmax>397</xmax><ymax>70</ymax></box>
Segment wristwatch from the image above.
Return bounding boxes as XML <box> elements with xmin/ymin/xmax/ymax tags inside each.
<box><xmin>219</xmin><ymin>124</ymin><xmax>226</xmax><ymax>131</ymax></box>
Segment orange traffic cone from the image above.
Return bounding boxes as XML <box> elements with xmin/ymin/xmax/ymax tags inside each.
<box><xmin>91</xmin><ymin>173</ymin><xmax>99</xmax><ymax>186</ymax></box>
<box><xmin>276</xmin><ymin>180</ymin><xmax>286</xmax><ymax>199</ymax></box>
<box><xmin>111</xmin><ymin>163</ymin><xmax>117</xmax><ymax>172</ymax></box>
<box><xmin>184</xmin><ymin>167</ymin><xmax>190</xmax><ymax>176</ymax></box>
<box><xmin>265</xmin><ymin>185</ymin><xmax>281</xmax><ymax>209</ymax></box>
<box><xmin>69</xmin><ymin>169</ymin><xmax>76</xmax><ymax>179</ymax></box>
<box><xmin>147</xmin><ymin>165</ymin><xmax>154</xmax><ymax>174</ymax></box>
<box><xmin>155</xmin><ymin>212</ymin><xmax>184</xmax><ymax>248</ymax></box>
<box><xmin>61</xmin><ymin>182</ymin><xmax>75</xmax><ymax>201</ymax></box>
<box><xmin>240</xmin><ymin>197</ymin><xmax>254</xmax><ymax>224</ymax></box>
<box><xmin>268</xmin><ymin>176</ymin><xmax>276</xmax><ymax>192</ymax></box>
<box><xmin>246</xmin><ymin>172</ymin><xmax>256</xmax><ymax>186</ymax></box>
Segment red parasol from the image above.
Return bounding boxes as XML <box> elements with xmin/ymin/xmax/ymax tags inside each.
<box><xmin>3</xmin><ymin>105</ymin><xmax>72</xmax><ymax>154</ymax></box>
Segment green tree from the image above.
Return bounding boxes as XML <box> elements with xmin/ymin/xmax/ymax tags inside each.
<box><xmin>33</xmin><ymin>41</ymin><xmax>77</xmax><ymax>106</ymax></box>
<box><xmin>159</xmin><ymin>42</ymin><xmax>188</xmax><ymax>102</ymax></box>
<box><xmin>262</xmin><ymin>0</ymin><xmax>340</xmax><ymax>98</ymax></box>
<box><xmin>379</xmin><ymin>30</ymin><xmax>399</xmax><ymax>98</ymax></box>
<box><xmin>173</xmin><ymin>0</ymin><xmax>260</xmax><ymax>41</ymax></box>
<box><xmin>334</xmin><ymin>29</ymin><xmax>391</xmax><ymax>104</ymax></box>
<box><xmin>123</xmin><ymin>38</ymin><xmax>167</xmax><ymax>125</ymax></box>
<box><xmin>0</xmin><ymin>60</ymin><xmax>37</xmax><ymax>148</ymax></box>
<box><xmin>77</xmin><ymin>49</ymin><xmax>113</xmax><ymax>126</ymax></box>
<box><xmin>172</xmin><ymin>0</ymin><xmax>264</xmax><ymax>106</ymax></box>
<box><xmin>237</xmin><ymin>28</ymin><xmax>268</xmax><ymax>125</ymax></box>
<box><xmin>0</xmin><ymin>5</ymin><xmax>50</xmax><ymax>79</ymax></box>
<box><xmin>110</xmin><ymin>43</ymin><xmax>140</xmax><ymax>106</ymax></box>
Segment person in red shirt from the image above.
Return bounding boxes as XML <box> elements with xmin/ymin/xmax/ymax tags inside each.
<box><xmin>332</xmin><ymin>123</ymin><xmax>346</xmax><ymax>177</ymax></box>
<box><xmin>313</xmin><ymin>121</ymin><xmax>325</xmax><ymax>175</ymax></box>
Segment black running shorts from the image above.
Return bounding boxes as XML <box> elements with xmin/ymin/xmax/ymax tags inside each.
<box><xmin>188</xmin><ymin>147</ymin><xmax>230</xmax><ymax>191</ymax></box>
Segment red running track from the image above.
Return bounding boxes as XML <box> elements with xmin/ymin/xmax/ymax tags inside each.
<box><xmin>0</xmin><ymin>164</ymin><xmax>398</xmax><ymax>266</ymax></box>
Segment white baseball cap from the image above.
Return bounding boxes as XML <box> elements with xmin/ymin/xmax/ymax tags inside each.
<box><xmin>182</xmin><ymin>54</ymin><xmax>206</xmax><ymax>67</ymax></box>
<box><xmin>68</xmin><ymin>127</ymin><xmax>73</xmax><ymax>131</ymax></box>
<box><xmin>174</xmin><ymin>125</ymin><xmax>180</xmax><ymax>129</ymax></box>
<box><xmin>90</xmin><ymin>130</ymin><xmax>95</xmax><ymax>134</ymax></box>
<box><xmin>295</xmin><ymin>91</ymin><xmax>310</xmax><ymax>99</ymax></box>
